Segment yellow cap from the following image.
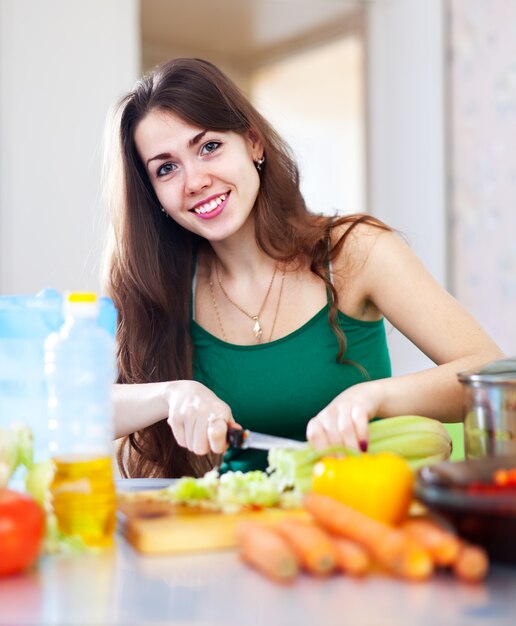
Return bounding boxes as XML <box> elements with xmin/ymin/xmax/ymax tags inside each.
<box><xmin>66</xmin><ymin>292</ymin><xmax>98</xmax><ymax>303</ymax></box>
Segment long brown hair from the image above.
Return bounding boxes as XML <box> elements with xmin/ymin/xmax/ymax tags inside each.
<box><xmin>102</xmin><ymin>57</ymin><xmax>389</xmax><ymax>478</ymax></box>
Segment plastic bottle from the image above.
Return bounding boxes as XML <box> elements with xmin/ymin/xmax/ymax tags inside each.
<box><xmin>44</xmin><ymin>292</ymin><xmax>117</xmax><ymax>548</ymax></box>
<box><xmin>0</xmin><ymin>288</ymin><xmax>62</xmax><ymax>478</ymax></box>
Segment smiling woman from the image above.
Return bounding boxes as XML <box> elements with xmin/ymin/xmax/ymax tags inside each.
<box><xmin>133</xmin><ymin>110</ymin><xmax>262</xmax><ymax>241</ymax></box>
<box><xmin>102</xmin><ymin>57</ymin><xmax>502</xmax><ymax>480</ymax></box>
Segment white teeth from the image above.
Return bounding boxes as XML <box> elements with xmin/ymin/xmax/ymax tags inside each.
<box><xmin>193</xmin><ymin>193</ymin><xmax>227</xmax><ymax>214</ymax></box>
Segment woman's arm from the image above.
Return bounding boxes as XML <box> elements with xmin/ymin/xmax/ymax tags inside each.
<box><xmin>307</xmin><ymin>225</ymin><xmax>504</xmax><ymax>449</ymax></box>
<box><xmin>112</xmin><ymin>382</ymin><xmax>170</xmax><ymax>439</ymax></box>
<box><xmin>112</xmin><ymin>380</ymin><xmax>236</xmax><ymax>455</ymax></box>
<box><xmin>358</xmin><ymin>226</ymin><xmax>503</xmax><ymax>418</ymax></box>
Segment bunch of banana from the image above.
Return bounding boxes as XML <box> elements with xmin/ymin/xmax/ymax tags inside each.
<box><xmin>369</xmin><ymin>415</ymin><xmax>452</xmax><ymax>470</ymax></box>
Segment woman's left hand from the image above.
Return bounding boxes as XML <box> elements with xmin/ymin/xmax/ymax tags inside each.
<box><xmin>306</xmin><ymin>382</ymin><xmax>382</xmax><ymax>451</ymax></box>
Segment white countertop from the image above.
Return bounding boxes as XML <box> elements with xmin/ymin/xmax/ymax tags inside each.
<box><xmin>1</xmin><ymin>480</ymin><xmax>515</xmax><ymax>626</ymax></box>
<box><xmin>2</xmin><ymin>537</ymin><xmax>516</xmax><ymax>626</ymax></box>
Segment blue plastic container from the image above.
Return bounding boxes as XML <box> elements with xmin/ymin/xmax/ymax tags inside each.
<box><xmin>0</xmin><ymin>289</ymin><xmax>117</xmax><ymax>464</ymax></box>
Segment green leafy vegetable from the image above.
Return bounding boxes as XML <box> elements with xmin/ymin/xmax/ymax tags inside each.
<box><xmin>25</xmin><ymin>460</ymin><xmax>55</xmax><ymax>509</ymax></box>
<box><xmin>0</xmin><ymin>424</ymin><xmax>34</xmax><ymax>488</ymax></box>
<box><xmin>218</xmin><ymin>471</ymin><xmax>281</xmax><ymax>509</ymax></box>
<box><xmin>169</xmin><ymin>471</ymin><xmax>219</xmax><ymax>504</ymax></box>
<box><xmin>155</xmin><ymin>446</ymin><xmax>354</xmax><ymax>512</ymax></box>
<box><xmin>161</xmin><ymin>469</ymin><xmax>284</xmax><ymax>512</ymax></box>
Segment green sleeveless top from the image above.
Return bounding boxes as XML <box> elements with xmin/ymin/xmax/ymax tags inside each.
<box><xmin>191</xmin><ymin>304</ymin><xmax>391</xmax><ymax>473</ymax></box>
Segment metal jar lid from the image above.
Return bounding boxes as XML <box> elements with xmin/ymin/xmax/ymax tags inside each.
<box><xmin>457</xmin><ymin>357</ymin><xmax>516</xmax><ymax>385</ymax></box>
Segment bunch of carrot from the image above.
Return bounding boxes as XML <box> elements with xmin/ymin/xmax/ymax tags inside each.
<box><xmin>235</xmin><ymin>493</ymin><xmax>488</xmax><ymax>585</ymax></box>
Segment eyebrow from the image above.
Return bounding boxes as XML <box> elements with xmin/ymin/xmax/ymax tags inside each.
<box><xmin>145</xmin><ymin>130</ymin><xmax>208</xmax><ymax>168</ymax></box>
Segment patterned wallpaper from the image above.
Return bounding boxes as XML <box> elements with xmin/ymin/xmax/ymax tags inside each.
<box><xmin>448</xmin><ymin>0</ymin><xmax>516</xmax><ymax>354</ymax></box>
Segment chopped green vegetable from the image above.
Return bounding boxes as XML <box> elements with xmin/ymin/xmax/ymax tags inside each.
<box><xmin>161</xmin><ymin>468</ymin><xmax>284</xmax><ymax>512</ymax></box>
<box><xmin>170</xmin><ymin>471</ymin><xmax>219</xmax><ymax>503</ymax></box>
<box><xmin>155</xmin><ymin>446</ymin><xmax>358</xmax><ymax>511</ymax></box>
<box><xmin>218</xmin><ymin>471</ymin><xmax>281</xmax><ymax>508</ymax></box>
<box><xmin>25</xmin><ymin>460</ymin><xmax>54</xmax><ymax>510</ymax></box>
<box><xmin>0</xmin><ymin>424</ymin><xmax>34</xmax><ymax>488</ymax></box>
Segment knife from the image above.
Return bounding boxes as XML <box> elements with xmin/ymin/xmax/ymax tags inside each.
<box><xmin>226</xmin><ymin>426</ymin><xmax>307</xmax><ymax>451</ymax></box>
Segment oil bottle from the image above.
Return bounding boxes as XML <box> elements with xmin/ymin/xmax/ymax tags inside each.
<box><xmin>45</xmin><ymin>292</ymin><xmax>117</xmax><ymax>548</ymax></box>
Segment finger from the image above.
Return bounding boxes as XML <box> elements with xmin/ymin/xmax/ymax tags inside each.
<box><xmin>168</xmin><ymin>413</ymin><xmax>186</xmax><ymax>448</ymax></box>
<box><xmin>320</xmin><ymin>404</ymin><xmax>354</xmax><ymax>448</ymax></box>
<box><xmin>192</xmin><ymin>416</ymin><xmax>210</xmax><ymax>456</ymax></box>
<box><xmin>207</xmin><ymin>406</ymin><xmax>238</xmax><ymax>454</ymax></box>
<box><xmin>336</xmin><ymin>407</ymin><xmax>360</xmax><ymax>451</ymax></box>
<box><xmin>351</xmin><ymin>405</ymin><xmax>369</xmax><ymax>452</ymax></box>
<box><xmin>170</xmin><ymin>395</ymin><xmax>198</xmax><ymax>450</ymax></box>
<box><xmin>306</xmin><ymin>416</ymin><xmax>332</xmax><ymax>450</ymax></box>
<box><xmin>182</xmin><ymin>408</ymin><xmax>196</xmax><ymax>451</ymax></box>
<box><xmin>207</xmin><ymin>417</ymin><xmax>230</xmax><ymax>454</ymax></box>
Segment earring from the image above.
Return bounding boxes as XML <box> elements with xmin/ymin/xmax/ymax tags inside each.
<box><xmin>255</xmin><ymin>156</ymin><xmax>265</xmax><ymax>172</ymax></box>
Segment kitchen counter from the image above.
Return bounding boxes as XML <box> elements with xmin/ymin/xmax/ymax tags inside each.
<box><xmin>2</xmin><ymin>478</ymin><xmax>516</xmax><ymax>626</ymax></box>
<box><xmin>1</xmin><ymin>536</ymin><xmax>516</xmax><ymax>626</ymax></box>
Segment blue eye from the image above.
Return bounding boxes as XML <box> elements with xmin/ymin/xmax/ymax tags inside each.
<box><xmin>157</xmin><ymin>163</ymin><xmax>176</xmax><ymax>177</ymax></box>
<box><xmin>201</xmin><ymin>141</ymin><xmax>221</xmax><ymax>155</ymax></box>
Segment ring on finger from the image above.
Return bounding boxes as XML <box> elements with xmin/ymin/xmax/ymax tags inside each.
<box><xmin>207</xmin><ymin>414</ymin><xmax>226</xmax><ymax>426</ymax></box>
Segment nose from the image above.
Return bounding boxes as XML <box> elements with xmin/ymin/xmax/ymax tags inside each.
<box><xmin>183</xmin><ymin>162</ymin><xmax>211</xmax><ymax>196</ymax></box>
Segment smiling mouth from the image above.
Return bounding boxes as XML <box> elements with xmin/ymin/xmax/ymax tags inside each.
<box><xmin>191</xmin><ymin>192</ymin><xmax>229</xmax><ymax>215</ymax></box>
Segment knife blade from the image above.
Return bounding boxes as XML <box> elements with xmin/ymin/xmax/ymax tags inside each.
<box><xmin>226</xmin><ymin>426</ymin><xmax>307</xmax><ymax>451</ymax></box>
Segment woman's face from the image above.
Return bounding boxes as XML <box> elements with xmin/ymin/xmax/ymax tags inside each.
<box><xmin>134</xmin><ymin>109</ymin><xmax>263</xmax><ymax>242</ymax></box>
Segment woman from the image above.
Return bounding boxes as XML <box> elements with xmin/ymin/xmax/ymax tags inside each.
<box><xmin>103</xmin><ymin>57</ymin><xmax>503</xmax><ymax>479</ymax></box>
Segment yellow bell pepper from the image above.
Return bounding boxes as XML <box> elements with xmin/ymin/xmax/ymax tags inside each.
<box><xmin>312</xmin><ymin>452</ymin><xmax>414</xmax><ymax>526</ymax></box>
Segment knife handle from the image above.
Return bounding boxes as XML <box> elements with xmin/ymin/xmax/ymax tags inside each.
<box><xmin>226</xmin><ymin>426</ymin><xmax>248</xmax><ymax>449</ymax></box>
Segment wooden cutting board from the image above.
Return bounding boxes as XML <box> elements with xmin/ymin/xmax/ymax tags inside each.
<box><xmin>117</xmin><ymin>494</ymin><xmax>309</xmax><ymax>554</ymax></box>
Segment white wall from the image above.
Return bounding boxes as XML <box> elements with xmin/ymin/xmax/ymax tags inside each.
<box><xmin>0</xmin><ymin>0</ymin><xmax>449</xmax><ymax>380</ymax></box>
<box><xmin>250</xmin><ymin>35</ymin><xmax>365</xmax><ymax>217</ymax></box>
<box><xmin>367</xmin><ymin>0</ymin><xmax>446</xmax><ymax>374</ymax></box>
<box><xmin>448</xmin><ymin>0</ymin><xmax>516</xmax><ymax>356</ymax></box>
<box><xmin>0</xmin><ymin>0</ymin><xmax>140</xmax><ymax>295</ymax></box>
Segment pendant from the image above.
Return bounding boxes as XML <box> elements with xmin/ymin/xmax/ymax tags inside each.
<box><xmin>252</xmin><ymin>316</ymin><xmax>262</xmax><ymax>342</ymax></box>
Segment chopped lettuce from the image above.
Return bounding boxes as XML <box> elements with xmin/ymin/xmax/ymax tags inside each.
<box><xmin>218</xmin><ymin>471</ymin><xmax>281</xmax><ymax>509</ymax></box>
<box><xmin>161</xmin><ymin>468</ymin><xmax>283</xmax><ymax>512</ymax></box>
<box><xmin>158</xmin><ymin>445</ymin><xmax>355</xmax><ymax>512</ymax></box>
<box><xmin>0</xmin><ymin>424</ymin><xmax>34</xmax><ymax>488</ymax></box>
<box><xmin>25</xmin><ymin>460</ymin><xmax>55</xmax><ymax>510</ymax></box>
<box><xmin>169</xmin><ymin>470</ymin><xmax>219</xmax><ymax>503</ymax></box>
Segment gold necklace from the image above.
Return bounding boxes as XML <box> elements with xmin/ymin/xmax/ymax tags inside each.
<box><xmin>210</xmin><ymin>264</ymin><xmax>281</xmax><ymax>343</ymax></box>
<box><xmin>267</xmin><ymin>269</ymin><xmax>286</xmax><ymax>341</ymax></box>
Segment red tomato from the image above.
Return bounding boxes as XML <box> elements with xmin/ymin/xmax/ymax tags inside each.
<box><xmin>0</xmin><ymin>489</ymin><xmax>45</xmax><ymax>576</ymax></box>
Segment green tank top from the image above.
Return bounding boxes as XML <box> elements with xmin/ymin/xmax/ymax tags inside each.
<box><xmin>191</xmin><ymin>304</ymin><xmax>391</xmax><ymax>473</ymax></box>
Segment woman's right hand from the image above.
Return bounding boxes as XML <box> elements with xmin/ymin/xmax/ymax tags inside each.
<box><xmin>164</xmin><ymin>380</ymin><xmax>236</xmax><ymax>455</ymax></box>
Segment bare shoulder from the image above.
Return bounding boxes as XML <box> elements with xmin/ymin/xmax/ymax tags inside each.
<box><xmin>330</xmin><ymin>217</ymin><xmax>398</xmax><ymax>279</ymax></box>
<box><xmin>329</xmin><ymin>217</ymin><xmax>400</xmax><ymax>319</ymax></box>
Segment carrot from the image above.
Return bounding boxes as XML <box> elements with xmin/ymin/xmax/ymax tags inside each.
<box><xmin>303</xmin><ymin>493</ymin><xmax>433</xmax><ymax>581</ymax></box>
<box><xmin>452</xmin><ymin>542</ymin><xmax>489</xmax><ymax>583</ymax></box>
<box><xmin>275</xmin><ymin>518</ymin><xmax>337</xmax><ymax>576</ymax></box>
<box><xmin>235</xmin><ymin>520</ymin><xmax>299</xmax><ymax>584</ymax></box>
<box><xmin>401</xmin><ymin>517</ymin><xmax>461</xmax><ymax>566</ymax></box>
<box><xmin>332</xmin><ymin>536</ymin><xmax>371</xmax><ymax>577</ymax></box>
